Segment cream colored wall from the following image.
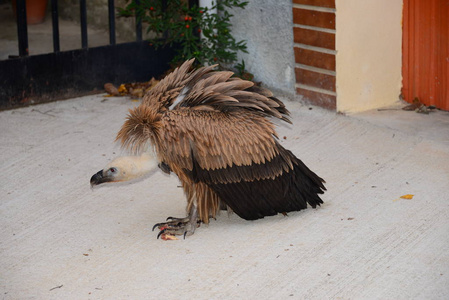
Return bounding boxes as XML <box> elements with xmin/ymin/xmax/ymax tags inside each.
<box><xmin>335</xmin><ymin>0</ymin><xmax>403</xmax><ymax>113</ymax></box>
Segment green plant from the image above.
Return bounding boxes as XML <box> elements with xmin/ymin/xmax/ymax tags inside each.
<box><xmin>118</xmin><ymin>0</ymin><xmax>248</xmax><ymax>69</ymax></box>
<box><xmin>234</xmin><ymin>59</ymin><xmax>253</xmax><ymax>81</ymax></box>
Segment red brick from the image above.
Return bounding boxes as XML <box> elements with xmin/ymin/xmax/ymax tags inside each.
<box><xmin>296</xmin><ymin>88</ymin><xmax>336</xmax><ymax>110</ymax></box>
<box><xmin>292</xmin><ymin>8</ymin><xmax>335</xmax><ymax>29</ymax></box>
<box><xmin>293</xmin><ymin>0</ymin><xmax>335</xmax><ymax>8</ymax></box>
<box><xmin>295</xmin><ymin>68</ymin><xmax>336</xmax><ymax>92</ymax></box>
<box><xmin>293</xmin><ymin>27</ymin><xmax>335</xmax><ymax>50</ymax></box>
<box><xmin>294</xmin><ymin>47</ymin><xmax>336</xmax><ymax>71</ymax></box>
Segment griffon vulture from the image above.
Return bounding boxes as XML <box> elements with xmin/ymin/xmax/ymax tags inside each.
<box><xmin>91</xmin><ymin>59</ymin><xmax>326</xmax><ymax>239</ymax></box>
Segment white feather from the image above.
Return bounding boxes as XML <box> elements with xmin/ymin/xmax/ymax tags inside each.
<box><xmin>169</xmin><ymin>87</ymin><xmax>188</xmax><ymax>110</ymax></box>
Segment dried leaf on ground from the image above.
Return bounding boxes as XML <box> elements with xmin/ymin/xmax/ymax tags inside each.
<box><xmin>104</xmin><ymin>83</ymin><xmax>119</xmax><ymax>96</ymax></box>
<box><xmin>394</xmin><ymin>194</ymin><xmax>414</xmax><ymax>201</ymax></box>
<box><xmin>118</xmin><ymin>84</ymin><xmax>127</xmax><ymax>94</ymax></box>
<box><xmin>103</xmin><ymin>78</ymin><xmax>160</xmax><ymax>98</ymax></box>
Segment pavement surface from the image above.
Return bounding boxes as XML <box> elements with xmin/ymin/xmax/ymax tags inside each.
<box><xmin>1</xmin><ymin>94</ymin><xmax>448</xmax><ymax>299</ymax></box>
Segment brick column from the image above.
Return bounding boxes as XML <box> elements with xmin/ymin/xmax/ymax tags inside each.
<box><xmin>292</xmin><ymin>0</ymin><xmax>336</xmax><ymax>109</ymax></box>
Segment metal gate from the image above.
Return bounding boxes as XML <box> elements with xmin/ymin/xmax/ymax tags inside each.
<box><xmin>0</xmin><ymin>0</ymin><xmax>180</xmax><ymax>110</ymax></box>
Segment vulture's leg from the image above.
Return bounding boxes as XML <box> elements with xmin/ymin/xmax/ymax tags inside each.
<box><xmin>152</xmin><ymin>205</ymin><xmax>199</xmax><ymax>239</ymax></box>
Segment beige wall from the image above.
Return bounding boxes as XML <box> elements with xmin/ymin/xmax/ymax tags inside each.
<box><xmin>335</xmin><ymin>0</ymin><xmax>403</xmax><ymax>113</ymax></box>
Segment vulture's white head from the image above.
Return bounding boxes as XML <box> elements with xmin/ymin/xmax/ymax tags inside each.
<box><xmin>90</xmin><ymin>153</ymin><xmax>158</xmax><ymax>187</ymax></box>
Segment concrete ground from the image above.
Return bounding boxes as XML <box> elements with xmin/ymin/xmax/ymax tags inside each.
<box><xmin>1</xmin><ymin>94</ymin><xmax>448</xmax><ymax>299</ymax></box>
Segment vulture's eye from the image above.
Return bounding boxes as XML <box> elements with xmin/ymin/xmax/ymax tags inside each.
<box><xmin>109</xmin><ymin>167</ymin><xmax>117</xmax><ymax>173</ymax></box>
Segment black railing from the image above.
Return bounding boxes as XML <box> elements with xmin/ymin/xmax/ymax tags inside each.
<box><xmin>80</xmin><ymin>0</ymin><xmax>88</xmax><ymax>48</ymax></box>
<box><xmin>13</xmin><ymin>0</ymin><xmax>146</xmax><ymax>57</ymax></box>
<box><xmin>51</xmin><ymin>0</ymin><xmax>60</xmax><ymax>52</ymax></box>
<box><xmin>108</xmin><ymin>0</ymin><xmax>116</xmax><ymax>45</ymax></box>
<box><xmin>16</xmin><ymin>0</ymin><xmax>28</xmax><ymax>57</ymax></box>
<box><xmin>0</xmin><ymin>0</ymin><xmax>181</xmax><ymax>110</ymax></box>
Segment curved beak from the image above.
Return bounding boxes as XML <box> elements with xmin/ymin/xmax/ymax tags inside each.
<box><xmin>90</xmin><ymin>170</ymin><xmax>110</xmax><ymax>187</ymax></box>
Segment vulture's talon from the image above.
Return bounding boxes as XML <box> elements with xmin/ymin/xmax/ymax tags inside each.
<box><xmin>157</xmin><ymin>229</ymin><xmax>179</xmax><ymax>240</ymax></box>
<box><xmin>157</xmin><ymin>229</ymin><xmax>166</xmax><ymax>239</ymax></box>
<box><xmin>152</xmin><ymin>218</ymin><xmax>195</xmax><ymax>237</ymax></box>
<box><xmin>152</xmin><ymin>209</ymin><xmax>199</xmax><ymax>240</ymax></box>
<box><xmin>152</xmin><ymin>223</ymin><xmax>164</xmax><ymax>231</ymax></box>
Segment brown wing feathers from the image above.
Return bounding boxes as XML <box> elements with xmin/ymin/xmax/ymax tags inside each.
<box><xmin>147</xmin><ymin>58</ymin><xmax>290</xmax><ymax>122</ymax></box>
<box><xmin>116</xmin><ymin>59</ymin><xmax>325</xmax><ymax>223</ymax></box>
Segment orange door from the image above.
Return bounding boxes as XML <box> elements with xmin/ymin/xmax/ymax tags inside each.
<box><xmin>402</xmin><ymin>0</ymin><xmax>449</xmax><ymax>111</ymax></box>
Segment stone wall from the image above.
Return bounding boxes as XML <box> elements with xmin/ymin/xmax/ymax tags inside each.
<box><xmin>228</xmin><ymin>0</ymin><xmax>296</xmax><ymax>97</ymax></box>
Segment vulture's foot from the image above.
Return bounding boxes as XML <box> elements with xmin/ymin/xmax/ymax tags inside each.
<box><xmin>152</xmin><ymin>206</ymin><xmax>199</xmax><ymax>240</ymax></box>
<box><xmin>152</xmin><ymin>217</ymin><xmax>200</xmax><ymax>240</ymax></box>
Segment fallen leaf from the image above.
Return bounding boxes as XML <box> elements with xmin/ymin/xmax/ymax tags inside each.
<box><xmin>394</xmin><ymin>194</ymin><xmax>415</xmax><ymax>201</ymax></box>
<box><xmin>402</xmin><ymin>97</ymin><xmax>421</xmax><ymax>111</ymax></box>
<box><xmin>117</xmin><ymin>84</ymin><xmax>127</xmax><ymax>94</ymax></box>
<box><xmin>104</xmin><ymin>83</ymin><xmax>119</xmax><ymax>96</ymax></box>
